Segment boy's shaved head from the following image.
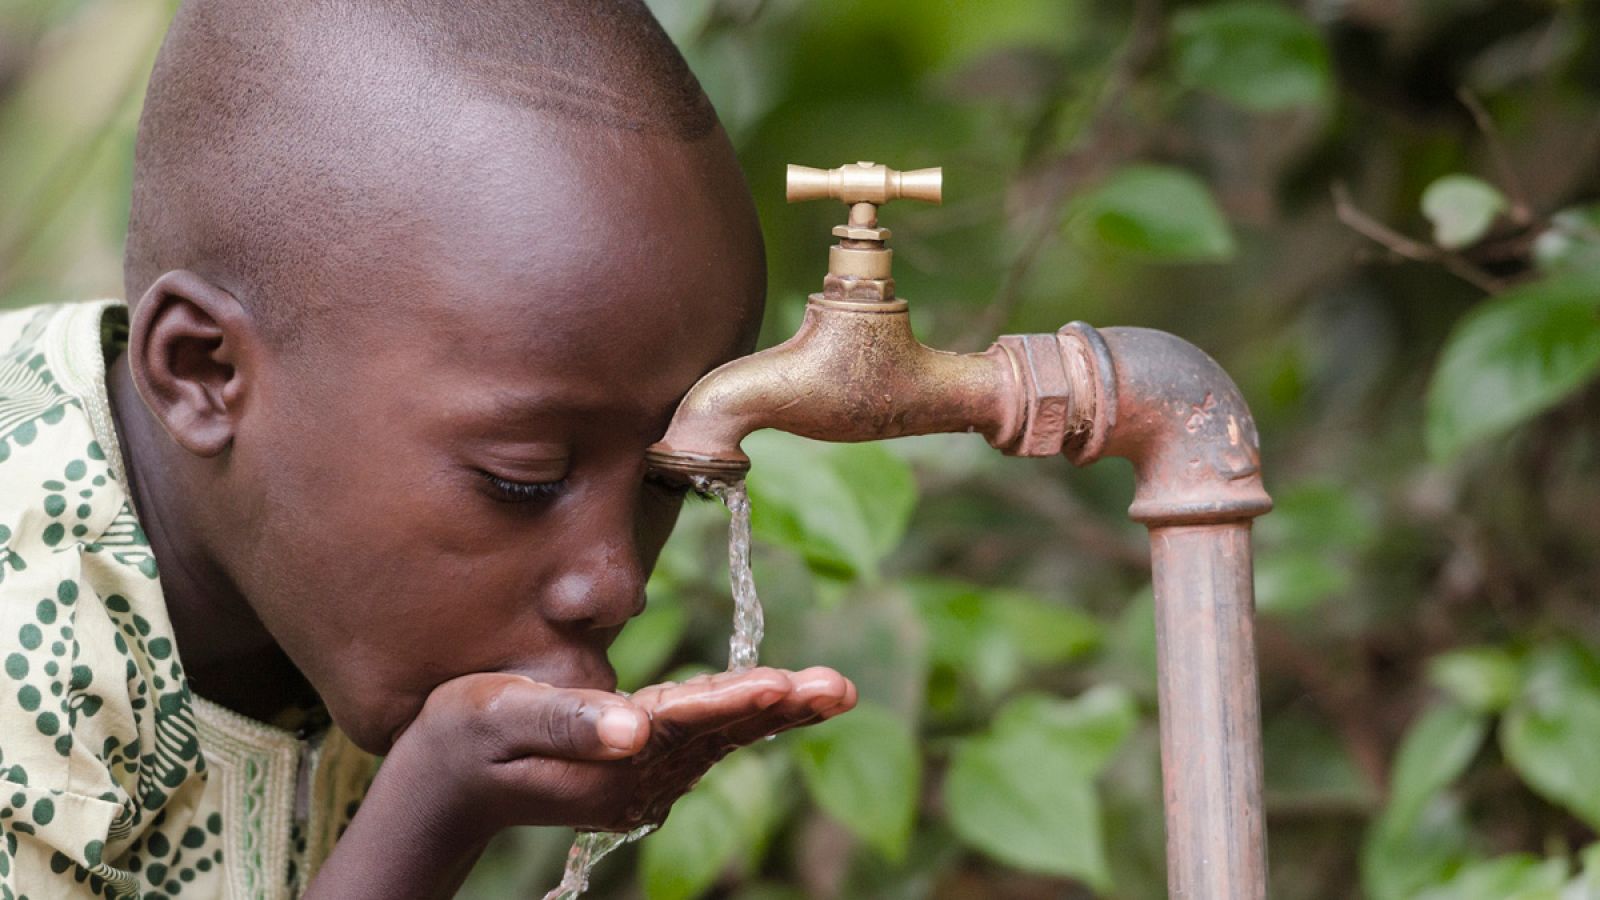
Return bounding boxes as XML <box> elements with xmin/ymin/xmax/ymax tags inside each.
<box><xmin>111</xmin><ymin>0</ymin><xmax>766</xmax><ymax>749</ymax></box>
<box><xmin>125</xmin><ymin>0</ymin><xmax>718</xmax><ymax>342</ymax></box>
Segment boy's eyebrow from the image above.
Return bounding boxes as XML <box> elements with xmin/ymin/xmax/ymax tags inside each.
<box><xmin>473</xmin><ymin>391</ymin><xmax>573</xmax><ymax>423</ymax></box>
<box><xmin>487</xmin><ymin>391</ymin><xmax>551</xmax><ymax>418</ymax></box>
<box><xmin>477</xmin><ymin>389</ymin><xmax>616</xmax><ymax>422</ymax></box>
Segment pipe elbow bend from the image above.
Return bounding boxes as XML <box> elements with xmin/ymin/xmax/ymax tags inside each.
<box><xmin>1072</xmin><ymin>325</ymin><xmax>1272</xmax><ymax>527</ymax></box>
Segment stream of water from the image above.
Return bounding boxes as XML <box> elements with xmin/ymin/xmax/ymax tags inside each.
<box><xmin>709</xmin><ymin>478</ymin><xmax>764</xmax><ymax>673</ymax></box>
<box><xmin>540</xmin><ymin>477</ymin><xmax>763</xmax><ymax>900</ymax></box>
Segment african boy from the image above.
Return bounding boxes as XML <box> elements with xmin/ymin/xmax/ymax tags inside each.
<box><xmin>0</xmin><ymin>1</ymin><xmax>856</xmax><ymax>897</ymax></box>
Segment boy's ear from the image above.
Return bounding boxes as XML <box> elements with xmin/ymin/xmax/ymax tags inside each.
<box><xmin>127</xmin><ymin>269</ymin><xmax>260</xmax><ymax>458</ymax></box>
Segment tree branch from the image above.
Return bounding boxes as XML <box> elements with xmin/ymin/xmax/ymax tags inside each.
<box><xmin>1331</xmin><ymin>182</ymin><xmax>1507</xmax><ymax>294</ymax></box>
<box><xmin>1458</xmin><ymin>88</ymin><xmax>1534</xmax><ymax>226</ymax></box>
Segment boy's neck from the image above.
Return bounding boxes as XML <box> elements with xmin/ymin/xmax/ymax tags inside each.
<box><xmin>106</xmin><ymin>352</ymin><xmax>320</xmax><ymax>727</ymax></box>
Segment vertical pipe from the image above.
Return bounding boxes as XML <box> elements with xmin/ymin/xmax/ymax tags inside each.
<box><xmin>1061</xmin><ymin>325</ymin><xmax>1271</xmax><ymax>899</ymax></box>
<box><xmin>1148</xmin><ymin>522</ymin><xmax>1266</xmax><ymax>900</ymax></box>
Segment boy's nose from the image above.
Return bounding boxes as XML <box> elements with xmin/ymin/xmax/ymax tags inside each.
<box><xmin>541</xmin><ymin>546</ymin><xmax>647</xmax><ymax>630</ymax></box>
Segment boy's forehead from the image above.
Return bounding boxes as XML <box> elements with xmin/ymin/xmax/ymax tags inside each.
<box><xmin>427</xmin><ymin>124</ymin><xmax>753</xmax><ymax>330</ymax></box>
<box><xmin>328</xmin><ymin>113</ymin><xmax>763</xmax><ymax>410</ymax></box>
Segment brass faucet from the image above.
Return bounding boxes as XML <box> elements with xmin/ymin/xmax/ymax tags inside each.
<box><xmin>646</xmin><ymin>162</ymin><xmax>1273</xmax><ymax>900</ymax></box>
<box><xmin>645</xmin><ymin>162</ymin><xmax>1040</xmax><ymax>479</ymax></box>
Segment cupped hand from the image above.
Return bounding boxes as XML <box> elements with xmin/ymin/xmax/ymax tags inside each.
<box><xmin>388</xmin><ymin>666</ymin><xmax>856</xmax><ymax>839</ymax></box>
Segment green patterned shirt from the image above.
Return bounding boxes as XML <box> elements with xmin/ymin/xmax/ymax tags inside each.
<box><xmin>0</xmin><ymin>301</ymin><xmax>375</xmax><ymax>899</ymax></box>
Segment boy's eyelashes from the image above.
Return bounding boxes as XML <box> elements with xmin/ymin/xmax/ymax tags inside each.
<box><xmin>477</xmin><ymin>469</ymin><xmax>567</xmax><ymax>504</ymax></box>
<box><xmin>475</xmin><ymin>469</ymin><xmax>716</xmax><ymax>506</ymax></box>
<box><xmin>644</xmin><ymin>470</ymin><xmax>715</xmax><ymax>503</ymax></box>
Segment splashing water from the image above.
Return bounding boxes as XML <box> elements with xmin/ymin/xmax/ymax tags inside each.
<box><xmin>540</xmin><ymin>825</ymin><xmax>657</xmax><ymax>900</ymax></box>
<box><xmin>540</xmin><ymin>476</ymin><xmax>764</xmax><ymax>899</ymax></box>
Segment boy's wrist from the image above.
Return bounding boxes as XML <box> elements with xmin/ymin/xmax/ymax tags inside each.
<box><xmin>304</xmin><ymin>741</ymin><xmax>493</xmax><ymax>900</ymax></box>
<box><xmin>369</xmin><ymin>726</ymin><xmax>502</xmax><ymax>852</ymax></box>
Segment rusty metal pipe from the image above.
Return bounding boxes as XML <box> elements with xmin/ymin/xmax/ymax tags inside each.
<box><xmin>1149</xmin><ymin>523</ymin><xmax>1265</xmax><ymax>898</ymax></box>
<box><xmin>1074</xmin><ymin>325</ymin><xmax>1270</xmax><ymax>899</ymax></box>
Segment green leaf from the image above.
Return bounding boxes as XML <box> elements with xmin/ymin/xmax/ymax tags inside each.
<box><xmin>1362</xmin><ymin>795</ymin><xmax>1475</xmax><ymax>900</ymax></box>
<box><xmin>1422</xmin><ymin>175</ymin><xmax>1508</xmax><ymax>250</ymax></box>
<box><xmin>1171</xmin><ymin>2</ymin><xmax>1331</xmax><ymax>112</ymax></box>
<box><xmin>996</xmin><ymin>687</ymin><xmax>1140</xmax><ymax>774</ymax></box>
<box><xmin>649</xmin><ymin>500</ymin><xmax>728</xmax><ymax>587</ymax></box>
<box><xmin>908</xmin><ymin>578</ymin><xmax>1099</xmax><ymax>700</ymax></box>
<box><xmin>643</xmin><ymin>750</ymin><xmax>778</xmax><ymax>900</ymax></box>
<box><xmin>1425</xmin><ymin>272</ymin><xmax>1600</xmax><ymax>461</ymax></box>
<box><xmin>1358</xmin><ymin>710</ymin><xmax>1487</xmax><ymax>900</ymax></box>
<box><xmin>1253</xmin><ymin>550</ymin><xmax>1348</xmax><ymax>616</ymax></box>
<box><xmin>642</xmin><ymin>803</ymin><xmax>739</xmax><ymax>900</ymax></box>
<box><xmin>1253</xmin><ymin>480</ymin><xmax>1377</xmax><ymax>551</ymax></box>
<box><xmin>1501</xmin><ymin>685</ymin><xmax>1600</xmax><ymax>830</ymax></box>
<box><xmin>1413</xmin><ymin>854</ymin><xmax>1569</xmax><ymax>900</ymax></box>
<box><xmin>825</xmin><ymin>443</ymin><xmax>918</xmax><ymax>564</ymax></box>
<box><xmin>1534</xmin><ymin>205</ymin><xmax>1600</xmax><ymax>276</ymax></box>
<box><xmin>1357</xmin><ymin>705</ymin><xmax>1484</xmax><ymax>899</ymax></box>
<box><xmin>765</xmin><ymin>581</ymin><xmax>930</xmax><ymax>720</ymax></box>
<box><xmin>1096</xmin><ymin>586</ymin><xmax>1158</xmax><ymax>699</ymax></box>
<box><xmin>793</xmin><ymin>702</ymin><xmax>921</xmax><ymax>862</ymax></box>
<box><xmin>909</xmin><ymin>579</ymin><xmax>1021</xmax><ymax>701</ymax></box>
<box><xmin>1428</xmin><ymin>646</ymin><xmax>1521</xmax><ymax>714</ymax></box>
<box><xmin>943</xmin><ymin>687</ymin><xmax>1136</xmax><ymax>889</ymax></box>
<box><xmin>991</xmin><ymin>591</ymin><xmax>1100</xmax><ymax>666</ymax></box>
<box><xmin>1517</xmin><ymin>641</ymin><xmax>1600</xmax><ymax>700</ymax></box>
<box><xmin>1386</xmin><ymin>703</ymin><xmax>1488</xmax><ymax>832</ymax></box>
<box><xmin>1067</xmin><ymin>165</ymin><xmax>1236</xmax><ymax>263</ymax></box>
<box><xmin>610</xmin><ymin>593</ymin><xmax>688</xmax><ymax>692</ymax></box>
<box><xmin>745</xmin><ymin>432</ymin><xmax>917</xmax><ymax>580</ymax></box>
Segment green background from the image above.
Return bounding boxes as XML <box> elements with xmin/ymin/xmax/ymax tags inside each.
<box><xmin>4</xmin><ymin>1</ymin><xmax>1600</xmax><ymax>897</ymax></box>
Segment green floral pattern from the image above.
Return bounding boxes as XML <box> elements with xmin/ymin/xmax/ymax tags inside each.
<box><xmin>0</xmin><ymin>302</ymin><xmax>375</xmax><ymax>899</ymax></box>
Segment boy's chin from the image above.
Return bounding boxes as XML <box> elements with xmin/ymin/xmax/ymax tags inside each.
<box><xmin>332</xmin><ymin>699</ymin><xmax>424</xmax><ymax>757</ymax></box>
<box><xmin>308</xmin><ymin>681</ymin><xmax>432</xmax><ymax>756</ymax></box>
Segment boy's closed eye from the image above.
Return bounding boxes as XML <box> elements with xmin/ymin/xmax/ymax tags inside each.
<box><xmin>465</xmin><ymin>435</ymin><xmax>571</xmax><ymax>506</ymax></box>
<box><xmin>477</xmin><ymin>470</ymin><xmax>567</xmax><ymax>504</ymax></box>
<box><xmin>476</xmin><ymin>469</ymin><xmax>715</xmax><ymax>506</ymax></box>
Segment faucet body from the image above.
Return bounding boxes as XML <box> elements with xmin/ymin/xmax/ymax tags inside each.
<box><xmin>646</xmin><ymin>163</ymin><xmax>1271</xmax><ymax>899</ymax></box>
<box><xmin>645</xmin><ymin>296</ymin><xmax>1022</xmax><ymax>477</ymax></box>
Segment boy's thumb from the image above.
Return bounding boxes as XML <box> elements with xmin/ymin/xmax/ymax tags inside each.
<box><xmin>487</xmin><ymin>680</ymin><xmax>650</xmax><ymax>760</ymax></box>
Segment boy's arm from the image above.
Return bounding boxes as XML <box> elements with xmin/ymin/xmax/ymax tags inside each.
<box><xmin>304</xmin><ymin>667</ymin><xmax>854</xmax><ymax>900</ymax></box>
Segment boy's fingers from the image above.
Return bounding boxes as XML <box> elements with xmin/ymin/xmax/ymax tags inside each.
<box><xmin>719</xmin><ymin>667</ymin><xmax>857</xmax><ymax>746</ymax></box>
<box><xmin>470</xmin><ymin>677</ymin><xmax>650</xmax><ymax>761</ymax></box>
<box><xmin>632</xmin><ymin>667</ymin><xmax>793</xmax><ymax>725</ymax></box>
<box><xmin>632</xmin><ymin>667</ymin><xmax>856</xmax><ymax>752</ymax></box>
<box><xmin>789</xmin><ymin>666</ymin><xmax>856</xmax><ymax>711</ymax></box>
<box><xmin>735</xmin><ymin>666</ymin><xmax>853</xmax><ymax>725</ymax></box>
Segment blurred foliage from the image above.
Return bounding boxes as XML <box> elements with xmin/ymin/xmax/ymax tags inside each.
<box><xmin>5</xmin><ymin>0</ymin><xmax>1600</xmax><ymax>897</ymax></box>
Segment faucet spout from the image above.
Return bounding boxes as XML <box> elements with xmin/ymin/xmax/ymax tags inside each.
<box><xmin>645</xmin><ymin>296</ymin><xmax>1025</xmax><ymax>480</ymax></box>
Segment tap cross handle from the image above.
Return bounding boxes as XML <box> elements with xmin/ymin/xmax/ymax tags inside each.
<box><xmin>786</xmin><ymin>161</ymin><xmax>942</xmax><ymax>206</ymax></box>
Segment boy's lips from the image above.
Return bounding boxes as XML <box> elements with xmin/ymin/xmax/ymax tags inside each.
<box><xmin>505</xmin><ymin>655</ymin><xmax>619</xmax><ymax>693</ymax></box>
